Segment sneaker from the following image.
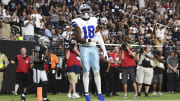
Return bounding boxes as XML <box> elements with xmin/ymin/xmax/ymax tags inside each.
<box><xmin>21</xmin><ymin>94</ymin><xmax>26</xmax><ymax>101</ymax></box>
<box><xmin>153</xmin><ymin>92</ymin><xmax>157</xmax><ymax>96</ymax></box>
<box><xmin>171</xmin><ymin>91</ymin><xmax>175</xmax><ymax>94</ymax></box>
<box><xmin>145</xmin><ymin>93</ymin><xmax>149</xmax><ymax>97</ymax></box>
<box><xmin>85</xmin><ymin>94</ymin><xmax>91</xmax><ymax>101</ymax></box>
<box><xmin>133</xmin><ymin>95</ymin><xmax>138</xmax><ymax>99</ymax></box>
<box><xmin>112</xmin><ymin>93</ymin><xmax>119</xmax><ymax>96</ymax></box>
<box><xmin>67</xmin><ymin>93</ymin><xmax>71</xmax><ymax>99</ymax></box>
<box><xmin>123</xmin><ymin>94</ymin><xmax>128</xmax><ymax>99</ymax></box>
<box><xmin>98</xmin><ymin>94</ymin><xmax>105</xmax><ymax>101</ymax></box>
<box><xmin>43</xmin><ymin>98</ymin><xmax>50</xmax><ymax>101</ymax></box>
<box><xmin>138</xmin><ymin>92</ymin><xmax>141</xmax><ymax>96</ymax></box>
<box><xmin>72</xmin><ymin>93</ymin><xmax>80</xmax><ymax>99</ymax></box>
<box><xmin>159</xmin><ymin>92</ymin><xmax>162</xmax><ymax>96</ymax></box>
<box><xmin>12</xmin><ymin>91</ymin><xmax>18</xmax><ymax>96</ymax></box>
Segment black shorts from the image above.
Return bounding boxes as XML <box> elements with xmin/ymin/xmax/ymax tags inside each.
<box><xmin>121</xmin><ymin>67</ymin><xmax>136</xmax><ymax>84</ymax></box>
<box><xmin>15</xmin><ymin>72</ymin><xmax>29</xmax><ymax>87</ymax></box>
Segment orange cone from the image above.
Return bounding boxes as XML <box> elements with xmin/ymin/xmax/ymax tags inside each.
<box><xmin>37</xmin><ymin>87</ymin><xmax>43</xmax><ymax>101</ymax></box>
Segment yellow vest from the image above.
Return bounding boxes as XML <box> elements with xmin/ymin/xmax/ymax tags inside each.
<box><xmin>0</xmin><ymin>54</ymin><xmax>4</xmax><ymax>69</ymax></box>
<box><xmin>16</xmin><ymin>36</ymin><xmax>24</xmax><ymax>40</ymax></box>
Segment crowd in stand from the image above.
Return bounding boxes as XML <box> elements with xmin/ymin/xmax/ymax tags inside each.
<box><xmin>0</xmin><ymin>0</ymin><xmax>179</xmax><ymax>55</ymax></box>
<box><xmin>0</xmin><ymin>0</ymin><xmax>180</xmax><ymax>99</ymax></box>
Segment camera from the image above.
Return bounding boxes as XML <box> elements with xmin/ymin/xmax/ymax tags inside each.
<box><xmin>69</xmin><ymin>39</ymin><xmax>76</xmax><ymax>51</ymax></box>
<box><xmin>121</xmin><ymin>42</ymin><xmax>128</xmax><ymax>51</ymax></box>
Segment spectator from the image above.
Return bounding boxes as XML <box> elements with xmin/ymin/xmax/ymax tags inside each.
<box><xmin>136</xmin><ymin>45</ymin><xmax>155</xmax><ymax>97</ymax></box>
<box><xmin>120</xmin><ymin>41</ymin><xmax>138</xmax><ymax>98</ymax></box>
<box><xmin>62</xmin><ymin>25</ymin><xmax>73</xmax><ymax>41</ymax></box>
<box><xmin>155</xmin><ymin>24</ymin><xmax>167</xmax><ymax>41</ymax></box>
<box><xmin>152</xmin><ymin>51</ymin><xmax>165</xmax><ymax>96</ymax></box>
<box><xmin>0</xmin><ymin>17</ymin><xmax>11</xmax><ymax>40</ymax></box>
<box><xmin>49</xmin><ymin>7</ymin><xmax>59</xmax><ymax>29</ymax></box>
<box><xmin>105</xmin><ymin>46</ymin><xmax>121</xmax><ymax>97</ymax></box>
<box><xmin>172</xmin><ymin>24</ymin><xmax>180</xmax><ymax>41</ymax></box>
<box><xmin>41</xmin><ymin>2</ymin><xmax>50</xmax><ymax>23</ymax></box>
<box><xmin>15</xmin><ymin>33</ymin><xmax>23</xmax><ymax>41</ymax></box>
<box><xmin>24</xmin><ymin>15</ymin><xmax>35</xmax><ymax>41</ymax></box>
<box><xmin>31</xmin><ymin>9</ymin><xmax>43</xmax><ymax>33</ymax></box>
<box><xmin>65</xmin><ymin>40</ymin><xmax>81</xmax><ymax>99</ymax></box>
<box><xmin>0</xmin><ymin>51</ymin><xmax>9</xmax><ymax>92</ymax></box>
<box><xmin>167</xmin><ymin>51</ymin><xmax>179</xmax><ymax>93</ymax></box>
<box><xmin>11</xmin><ymin>48</ymin><xmax>32</xmax><ymax>101</ymax></box>
<box><xmin>44</xmin><ymin>25</ymin><xmax>52</xmax><ymax>38</ymax></box>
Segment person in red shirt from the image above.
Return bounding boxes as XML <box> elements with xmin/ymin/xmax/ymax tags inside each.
<box><xmin>105</xmin><ymin>46</ymin><xmax>121</xmax><ymax>97</ymax></box>
<box><xmin>65</xmin><ymin>40</ymin><xmax>81</xmax><ymax>99</ymax></box>
<box><xmin>120</xmin><ymin>41</ymin><xmax>138</xmax><ymax>99</ymax></box>
<box><xmin>11</xmin><ymin>47</ymin><xmax>32</xmax><ymax>100</ymax></box>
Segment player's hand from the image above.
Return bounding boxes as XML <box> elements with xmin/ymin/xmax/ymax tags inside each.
<box><xmin>91</xmin><ymin>37</ymin><xmax>98</xmax><ymax>42</ymax></box>
<box><xmin>103</xmin><ymin>52</ymin><xmax>108</xmax><ymax>60</ymax></box>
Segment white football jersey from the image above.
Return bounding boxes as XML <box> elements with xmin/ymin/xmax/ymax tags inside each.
<box><xmin>72</xmin><ymin>17</ymin><xmax>99</xmax><ymax>46</ymax></box>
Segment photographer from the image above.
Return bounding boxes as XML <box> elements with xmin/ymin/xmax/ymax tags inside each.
<box><xmin>65</xmin><ymin>40</ymin><xmax>81</xmax><ymax>99</ymax></box>
<box><xmin>120</xmin><ymin>41</ymin><xmax>138</xmax><ymax>99</ymax></box>
<box><xmin>136</xmin><ymin>45</ymin><xmax>155</xmax><ymax>97</ymax></box>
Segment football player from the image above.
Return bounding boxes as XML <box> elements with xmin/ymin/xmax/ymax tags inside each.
<box><xmin>72</xmin><ymin>4</ymin><xmax>107</xmax><ymax>101</ymax></box>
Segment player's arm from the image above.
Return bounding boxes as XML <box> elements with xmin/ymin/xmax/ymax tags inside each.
<box><xmin>95</xmin><ymin>26</ymin><xmax>108</xmax><ymax>58</ymax></box>
<box><xmin>74</xmin><ymin>26</ymin><xmax>92</xmax><ymax>44</ymax></box>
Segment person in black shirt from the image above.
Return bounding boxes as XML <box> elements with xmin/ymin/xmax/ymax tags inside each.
<box><xmin>32</xmin><ymin>45</ymin><xmax>49</xmax><ymax>101</ymax></box>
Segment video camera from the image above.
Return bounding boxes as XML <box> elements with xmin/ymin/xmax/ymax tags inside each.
<box><xmin>69</xmin><ymin>39</ymin><xmax>76</xmax><ymax>51</ymax></box>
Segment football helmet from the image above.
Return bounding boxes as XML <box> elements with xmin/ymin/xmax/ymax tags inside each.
<box><xmin>79</xmin><ymin>4</ymin><xmax>92</xmax><ymax>20</ymax></box>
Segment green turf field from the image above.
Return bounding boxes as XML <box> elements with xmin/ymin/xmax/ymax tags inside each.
<box><xmin>0</xmin><ymin>92</ymin><xmax>180</xmax><ymax>101</ymax></box>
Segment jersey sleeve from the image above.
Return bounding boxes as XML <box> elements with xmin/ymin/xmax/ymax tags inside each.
<box><xmin>72</xmin><ymin>19</ymin><xmax>78</xmax><ymax>27</ymax></box>
<box><xmin>92</xmin><ymin>17</ymin><xmax>99</xmax><ymax>26</ymax></box>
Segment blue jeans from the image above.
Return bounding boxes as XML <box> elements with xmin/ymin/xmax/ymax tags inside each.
<box><xmin>24</xmin><ymin>35</ymin><xmax>34</xmax><ymax>41</ymax></box>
